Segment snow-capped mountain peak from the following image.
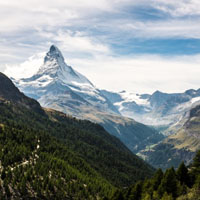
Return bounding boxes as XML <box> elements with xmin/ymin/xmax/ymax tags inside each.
<box><xmin>45</xmin><ymin>45</ymin><xmax>65</xmax><ymax>63</ymax></box>
<box><xmin>14</xmin><ymin>45</ymin><xmax>120</xmax><ymax>115</ymax></box>
<box><xmin>36</xmin><ymin>45</ymin><xmax>63</xmax><ymax>76</ymax></box>
<box><xmin>37</xmin><ymin>45</ymin><xmax>65</xmax><ymax>75</ymax></box>
<box><xmin>35</xmin><ymin>45</ymin><xmax>92</xmax><ymax>87</ymax></box>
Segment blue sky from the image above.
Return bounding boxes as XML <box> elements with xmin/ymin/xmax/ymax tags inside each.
<box><xmin>1</xmin><ymin>0</ymin><xmax>200</xmax><ymax>93</ymax></box>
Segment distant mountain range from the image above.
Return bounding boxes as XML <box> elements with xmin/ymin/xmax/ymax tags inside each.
<box><xmin>101</xmin><ymin>89</ymin><xmax>200</xmax><ymax>134</ymax></box>
<box><xmin>137</xmin><ymin>103</ymin><xmax>200</xmax><ymax>169</ymax></box>
<box><xmin>14</xmin><ymin>45</ymin><xmax>163</xmax><ymax>154</ymax></box>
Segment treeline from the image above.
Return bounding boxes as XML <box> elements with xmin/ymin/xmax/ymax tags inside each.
<box><xmin>0</xmin><ymin>121</ymin><xmax>114</xmax><ymax>199</ymax></box>
<box><xmin>111</xmin><ymin>151</ymin><xmax>200</xmax><ymax>200</ymax></box>
<box><xmin>0</xmin><ymin>98</ymin><xmax>154</xmax><ymax>199</ymax></box>
<box><xmin>0</xmin><ymin>101</ymin><xmax>154</xmax><ymax>187</ymax></box>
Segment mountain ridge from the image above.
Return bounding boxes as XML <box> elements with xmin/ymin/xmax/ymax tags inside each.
<box><xmin>14</xmin><ymin>45</ymin><xmax>163</xmax><ymax>154</ymax></box>
<box><xmin>101</xmin><ymin>88</ymin><xmax>200</xmax><ymax>133</ymax></box>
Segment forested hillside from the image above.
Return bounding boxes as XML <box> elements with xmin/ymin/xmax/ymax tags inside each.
<box><xmin>0</xmin><ymin>72</ymin><xmax>154</xmax><ymax>199</ymax></box>
<box><xmin>2</xmin><ymin>72</ymin><xmax>199</xmax><ymax>200</ymax></box>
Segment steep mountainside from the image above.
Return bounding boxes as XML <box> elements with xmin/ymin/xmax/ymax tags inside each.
<box><xmin>0</xmin><ymin>73</ymin><xmax>44</xmax><ymax>115</ymax></box>
<box><xmin>14</xmin><ymin>45</ymin><xmax>163</xmax><ymax>154</ymax></box>
<box><xmin>102</xmin><ymin>89</ymin><xmax>200</xmax><ymax>134</ymax></box>
<box><xmin>137</xmin><ymin>103</ymin><xmax>200</xmax><ymax>170</ymax></box>
<box><xmin>0</xmin><ymin>72</ymin><xmax>155</xmax><ymax>199</ymax></box>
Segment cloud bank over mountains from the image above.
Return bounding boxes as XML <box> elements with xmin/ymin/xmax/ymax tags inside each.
<box><xmin>1</xmin><ymin>0</ymin><xmax>200</xmax><ymax>93</ymax></box>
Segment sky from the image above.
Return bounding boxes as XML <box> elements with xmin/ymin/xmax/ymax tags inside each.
<box><xmin>1</xmin><ymin>0</ymin><xmax>200</xmax><ymax>94</ymax></box>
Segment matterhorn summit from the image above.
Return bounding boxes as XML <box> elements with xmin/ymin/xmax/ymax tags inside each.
<box><xmin>45</xmin><ymin>45</ymin><xmax>65</xmax><ymax>62</ymax></box>
<box><xmin>36</xmin><ymin>45</ymin><xmax>93</xmax><ymax>87</ymax></box>
<box><xmin>37</xmin><ymin>45</ymin><xmax>65</xmax><ymax>75</ymax></box>
<box><xmin>14</xmin><ymin>45</ymin><xmax>119</xmax><ymax>115</ymax></box>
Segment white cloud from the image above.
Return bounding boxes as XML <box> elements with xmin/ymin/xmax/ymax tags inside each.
<box><xmin>50</xmin><ymin>30</ymin><xmax>111</xmax><ymax>55</ymax></box>
<box><xmin>67</xmin><ymin>54</ymin><xmax>200</xmax><ymax>94</ymax></box>
<box><xmin>0</xmin><ymin>0</ymin><xmax>113</xmax><ymax>33</ymax></box>
<box><xmin>1</xmin><ymin>0</ymin><xmax>200</xmax><ymax>36</ymax></box>
<box><xmin>111</xmin><ymin>0</ymin><xmax>200</xmax><ymax>17</ymax></box>
<box><xmin>120</xmin><ymin>19</ymin><xmax>200</xmax><ymax>39</ymax></box>
<box><xmin>152</xmin><ymin>0</ymin><xmax>200</xmax><ymax>17</ymax></box>
<box><xmin>4</xmin><ymin>50</ymin><xmax>200</xmax><ymax>94</ymax></box>
<box><xmin>4</xmin><ymin>53</ymin><xmax>45</xmax><ymax>79</ymax></box>
<box><xmin>1</xmin><ymin>0</ymin><xmax>200</xmax><ymax>94</ymax></box>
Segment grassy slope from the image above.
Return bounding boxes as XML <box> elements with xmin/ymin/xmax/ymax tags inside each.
<box><xmin>138</xmin><ymin>104</ymin><xmax>200</xmax><ymax>170</ymax></box>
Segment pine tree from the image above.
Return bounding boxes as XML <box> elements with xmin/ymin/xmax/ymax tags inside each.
<box><xmin>152</xmin><ymin>168</ymin><xmax>163</xmax><ymax>190</ymax></box>
<box><xmin>193</xmin><ymin>150</ymin><xmax>200</xmax><ymax>168</ymax></box>
<box><xmin>110</xmin><ymin>190</ymin><xmax>124</xmax><ymax>200</ymax></box>
<box><xmin>158</xmin><ymin>167</ymin><xmax>178</xmax><ymax>198</ymax></box>
<box><xmin>161</xmin><ymin>192</ymin><xmax>173</xmax><ymax>200</ymax></box>
<box><xmin>191</xmin><ymin>150</ymin><xmax>200</xmax><ymax>184</ymax></box>
<box><xmin>176</xmin><ymin>162</ymin><xmax>189</xmax><ymax>186</ymax></box>
<box><xmin>143</xmin><ymin>193</ymin><xmax>151</xmax><ymax>200</ymax></box>
<box><xmin>152</xmin><ymin>191</ymin><xmax>160</xmax><ymax>200</ymax></box>
<box><xmin>5</xmin><ymin>184</ymin><xmax>11</xmax><ymax>198</ymax></box>
<box><xmin>129</xmin><ymin>181</ymin><xmax>142</xmax><ymax>200</ymax></box>
<box><xmin>194</xmin><ymin>175</ymin><xmax>200</xmax><ymax>189</ymax></box>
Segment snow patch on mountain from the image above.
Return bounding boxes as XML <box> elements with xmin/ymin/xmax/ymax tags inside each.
<box><xmin>113</xmin><ymin>91</ymin><xmax>150</xmax><ymax>112</ymax></box>
<box><xmin>191</xmin><ymin>96</ymin><xmax>200</xmax><ymax>104</ymax></box>
<box><xmin>18</xmin><ymin>75</ymin><xmax>53</xmax><ymax>88</ymax></box>
<box><xmin>118</xmin><ymin>90</ymin><xmax>150</xmax><ymax>105</ymax></box>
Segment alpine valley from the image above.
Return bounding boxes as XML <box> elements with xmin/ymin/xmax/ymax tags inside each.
<box><xmin>13</xmin><ymin>45</ymin><xmax>200</xmax><ymax>170</ymax></box>
<box><xmin>1</xmin><ymin>45</ymin><xmax>200</xmax><ymax>199</ymax></box>
<box><xmin>14</xmin><ymin>45</ymin><xmax>164</xmax><ymax>154</ymax></box>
